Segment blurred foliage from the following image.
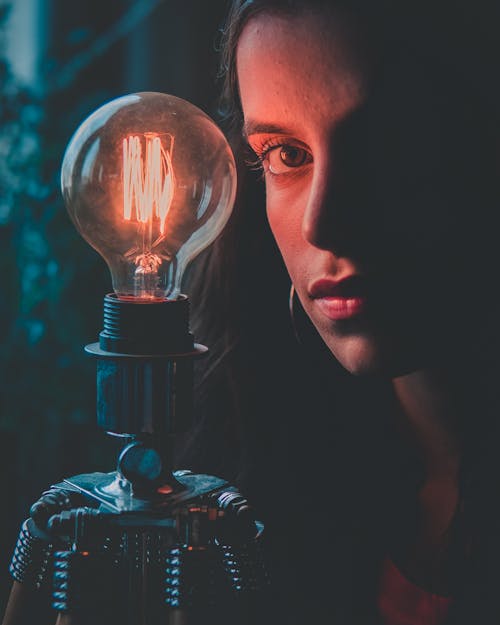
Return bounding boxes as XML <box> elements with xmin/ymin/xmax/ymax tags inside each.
<box><xmin>0</xmin><ymin>4</ymin><xmax>104</xmax><ymax>437</ymax></box>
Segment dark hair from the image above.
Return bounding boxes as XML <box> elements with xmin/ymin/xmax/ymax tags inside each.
<box><xmin>182</xmin><ymin>2</ymin><xmax>500</xmax><ymax>623</ymax></box>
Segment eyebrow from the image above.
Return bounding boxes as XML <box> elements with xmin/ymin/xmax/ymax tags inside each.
<box><xmin>243</xmin><ymin>120</ymin><xmax>296</xmax><ymax>138</ymax></box>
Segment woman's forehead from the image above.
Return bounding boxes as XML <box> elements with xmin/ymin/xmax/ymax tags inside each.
<box><xmin>236</xmin><ymin>11</ymin><xmax>368</xmax><ymax>133</ymax></box>
<box><xmin>236</xmin><ymin>9</ymin><xmax>366</xmax><ymax>70</ymax></box>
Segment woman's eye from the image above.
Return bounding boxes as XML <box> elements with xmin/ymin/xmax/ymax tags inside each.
<box><xmin>265</xmin><ymin>145</ymin><xmax>312</xmax><ymax>175</ymax></box>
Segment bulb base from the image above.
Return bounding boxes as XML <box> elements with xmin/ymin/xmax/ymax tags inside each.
<box><xmin>100</xmin><ymin>293</ymin><xmax>193</xmax><ymax>354</ymax></box>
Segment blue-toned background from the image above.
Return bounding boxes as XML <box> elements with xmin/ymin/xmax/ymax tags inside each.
<box><xmin>0</xmin><ymin>0</ymin><xmax>228</xmax><ymax>612</ymax></box>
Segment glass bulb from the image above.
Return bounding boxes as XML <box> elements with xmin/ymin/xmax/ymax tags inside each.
<box><xmin>61</xmin><ymin>92</ymin><xmax>236</xmax><ymax>300</ymax></box>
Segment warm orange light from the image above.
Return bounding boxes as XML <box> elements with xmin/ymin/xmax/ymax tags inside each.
<box><xmin>157</xmin><ymin>484</ymin><xmax>174</xmax><ymax>495</ymax></box>
<box><xmin>122</xmin><ymin>133</ymin><xmax>175</xmax><ymax>235</ymax></box>
<box><xmin>61</xmin><ymin>92</ymin><xmax>237</xmax><ymax>300</ymax></box>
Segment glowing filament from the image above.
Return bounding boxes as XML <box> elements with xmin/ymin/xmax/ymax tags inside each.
<box><xmin>122</xmin><ymin>134</ymin><xmax>174</xmax><ymax>234</ymax></box>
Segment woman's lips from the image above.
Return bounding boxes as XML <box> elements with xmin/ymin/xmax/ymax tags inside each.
<box><xmin>314</xmin><ymin>295</ymin><xmax>367</xmax><ymax>320</ymax></box>
<box><xmin>309</xmin><ymin>276</ymin><xmax>367</xmax><ymax>321</ymax></box>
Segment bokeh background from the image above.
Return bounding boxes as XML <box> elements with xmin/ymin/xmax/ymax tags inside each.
<box><xmin>0</xmin><ymin>0</ymin><xmax>229</xmax><ymax>613</ymax></box>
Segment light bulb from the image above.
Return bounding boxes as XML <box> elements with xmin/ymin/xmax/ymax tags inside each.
<box><xmin>61</xmin><ymin>92</ymin><xmax>236</xmax><ymax>300</ymax></box>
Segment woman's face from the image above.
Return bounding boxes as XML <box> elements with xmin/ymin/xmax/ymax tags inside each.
<box><xmin>237</xmin><ymin>10</ymin><xmax>467</xmax><ymax>376</ymax></box>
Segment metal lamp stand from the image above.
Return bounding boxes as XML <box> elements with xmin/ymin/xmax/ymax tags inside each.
<box><xmin>2</xmin><ymin>295</ymin><xmax>268</xmax><ymax>625</ymax></box>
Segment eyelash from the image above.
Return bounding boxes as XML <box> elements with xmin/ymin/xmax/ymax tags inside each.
<box><xmin>244</xmin><ymin>149</ymin><xmax>266</xmax><ymax>176</ymax></box>
<box><xmin>245</xmin><ymin>138</ymin><xmax>310</xmax><ymax>179</ymax></box>
<box><xmin>244</xmin><ymin>139</ymin><xmax>282</xmax><ymax>176</ymax></box>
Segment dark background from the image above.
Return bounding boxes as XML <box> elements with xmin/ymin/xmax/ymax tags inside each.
<box><xmin>0</xmin><ymin>0</ymin><xmax>229</xmax><ymax>613</ymax></box>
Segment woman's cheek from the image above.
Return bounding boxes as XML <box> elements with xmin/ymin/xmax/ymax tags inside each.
<box><xmin>266</xmin><ymin>184</ymin><xmax>309</xmax><ymax>245</ymax></box>
<box><xmin>266</xmin><ymin>203</ymin><xmax>305</xmax><ymax>272</ymax></box>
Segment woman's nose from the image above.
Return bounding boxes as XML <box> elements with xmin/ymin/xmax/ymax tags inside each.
<box><xmin>301</xmin><ymin>150</ymin><xmax>379</xmax><ymax>260</ymax></box>
<box><xmin>301</xmin><ymin>161</ymin><xmax>340</xmax><ymax>252</ymax></box>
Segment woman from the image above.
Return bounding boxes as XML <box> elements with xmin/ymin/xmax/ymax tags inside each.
<box><xmin>184</xmin><ymin>0</ymin><xmax>500</xmax><ymax>623</ymax></box>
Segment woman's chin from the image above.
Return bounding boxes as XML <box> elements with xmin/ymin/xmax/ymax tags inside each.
<box><xmin>321</xmin><ymin>331</ymin><xmax>423</xmax><ymax>378</ymax></box>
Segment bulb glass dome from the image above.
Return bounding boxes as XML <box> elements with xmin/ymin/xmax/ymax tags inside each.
<box><xmin>61</xmin><ymin>92</ymin><xmax>236</xmax><ymax>300</ymax></box>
